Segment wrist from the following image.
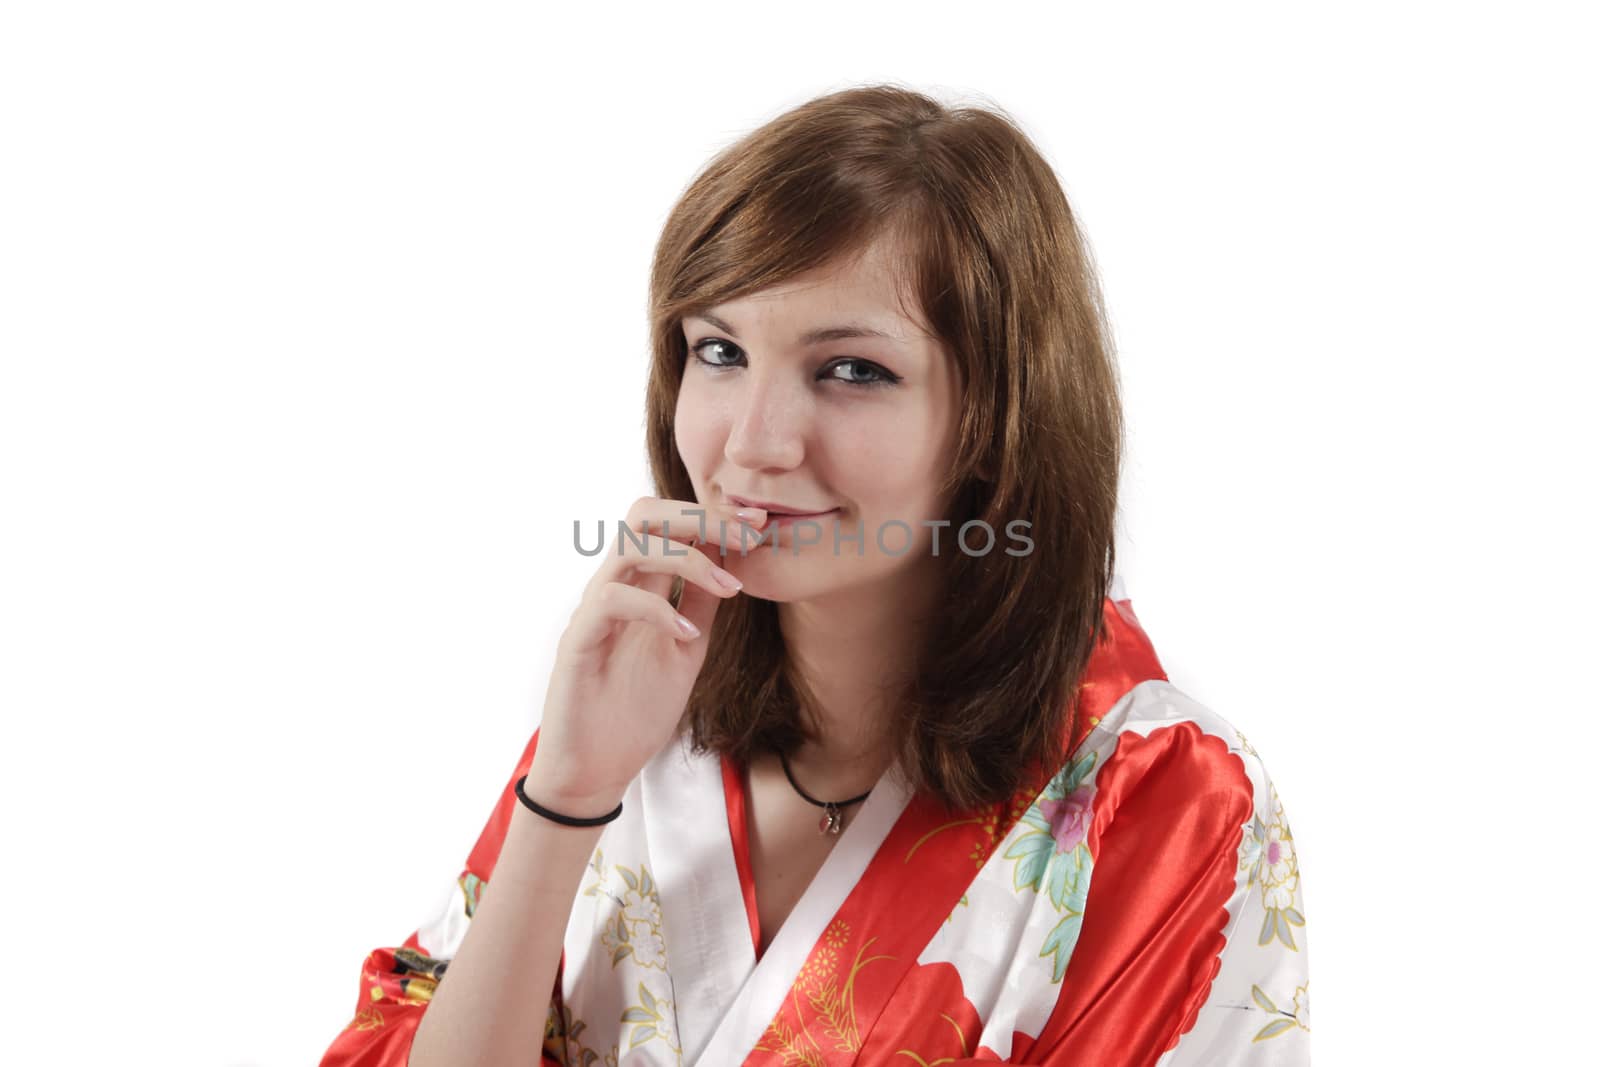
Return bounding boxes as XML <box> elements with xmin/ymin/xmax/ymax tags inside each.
<box><xmin>518</xmin><ymin>771</ymin><xmax>625</xmax><ymax>822</ymax></box>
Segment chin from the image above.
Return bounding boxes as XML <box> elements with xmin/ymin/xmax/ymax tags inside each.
<box><xmin>718</xmin><ymin>552</ymin><xmax>846</xmax><ymax>604</ymax></box>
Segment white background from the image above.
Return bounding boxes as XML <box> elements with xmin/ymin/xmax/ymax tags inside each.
<box><xmin>3</xmin><ymin>2</ymin><xmax>1595</xmax><ymax>1064</ymax></box>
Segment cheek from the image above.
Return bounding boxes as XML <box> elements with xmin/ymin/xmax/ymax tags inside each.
<box><xmin>673</xmin><ymin>379</ymin><xmax>723</xmax><ymax>469</ymax></box>
<box><xmin>824</xmin><ymin>413</ymin><xmax>949</xmax><ymax>515</ymax></box>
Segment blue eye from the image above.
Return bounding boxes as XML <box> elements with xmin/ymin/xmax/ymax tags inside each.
<box><xmin>688</xmin><ymin>338</ymin><xmax>900</xmax><ymax>390</ymax></box>
<box><xmin>823</xmin><ymin>359</ymin><xmax>897</xmax><ymax>387</ymax></box>
<box><xmin>690</xmin><ymin>338</ymin><xmax>743</xmax><ymax>370</ymax></box>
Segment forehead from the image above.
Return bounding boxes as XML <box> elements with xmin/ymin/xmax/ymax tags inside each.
<box><xmin>691</xmin><ymin>237</ymin><xmax>931</xmax><ymax>343</ymax></box>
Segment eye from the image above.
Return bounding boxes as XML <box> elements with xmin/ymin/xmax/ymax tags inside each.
<box><xmin>822</xmin><ymin>358</ymin><xmax>900</xmax><ymax>389</ymax></box>
<box><xmin>689</xmin><ymin>337</ymin><xmax>743</xmax><ymax>370</ymax></box>
<box><xmin>689</xmin><ymin>338</ymin><xmax>901</xmax><ymax>390</ymax></box>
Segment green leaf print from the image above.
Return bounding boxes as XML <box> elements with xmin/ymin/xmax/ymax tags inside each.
<box><xmin>1046</xmin><ymin>845</ymin><xmax>1089</xmax><ymax>913</ymax></box>
<box><xmin>1004</xmin><ymin>830</ymin><xmax>1054</xmax><ymax>892</ymax></box>
<box><xmin>459</xmin><ymin>872</ymin><xmax>484</xmax><ymax>919</ymax></box>
<box><xmin>1064</xmin><ymin>750</ymin><xmax>1098</xmax><ymax>793</ymax></box>
<box><xmin>1040</xmin><ymin>912</ymin><xmax>1084</xmax><ymax>983</ymax></box>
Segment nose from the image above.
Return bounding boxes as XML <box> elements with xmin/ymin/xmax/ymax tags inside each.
<box><xmin>722</xmin><ymin>365</ymin><xmax>808</xmax><ymax>472</ymax></box>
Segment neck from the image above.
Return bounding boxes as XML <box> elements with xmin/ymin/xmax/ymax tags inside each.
<box><xmin>775</xmin><ymin>563</ymin><xmax>941</xmax><ymax>794</ymax></box>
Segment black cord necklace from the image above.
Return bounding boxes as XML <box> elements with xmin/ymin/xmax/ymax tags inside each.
<box><xmin>779</xmin><ymin>751</ymin><xmax>874</xmax><ymax>836</ymax></box>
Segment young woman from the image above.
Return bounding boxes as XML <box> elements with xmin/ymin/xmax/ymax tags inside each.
<box><xmin>321</xmin><ymin>84</ymin><xmax>1310</xmax><ymax>1066</ymax></box>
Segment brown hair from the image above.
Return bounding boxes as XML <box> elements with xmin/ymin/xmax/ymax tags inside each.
<box><xmin>644</xmin><ymin>83</ymin><xmax>1123</xmax><ymax>815</ymax></box>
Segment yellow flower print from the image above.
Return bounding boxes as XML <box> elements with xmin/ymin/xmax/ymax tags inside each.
<box><xmin>552</xmin><ymin>999</ymin><xmax>624</xmax><ymax>1067</ymax></box>
<box><xmin>620</xmin><ymin>981</ymin><xmax>683</xmax><ymax>1060</ymax></box>
<box><xmin>585</xmin><ymin>853</ymin><xmax>671</xmax><ymax>973</ymax></box>
<box><xmin>1250</xmin><ymin>980</ymin><xmax>1310</xmax><ymax>1040</ymax></box>
<box><xmin>1245</xmin><ymin>783</ymin><xmax>1306</xmax><ymax>949</ymax></box>
<box><xmin>628</xmin><ymin>922</ymin><xmax>668</xmax><ymax>971</ymax></box>
<box><xmin>1259</xmin><ymin>820</ymin><xmax>1299</xmax><ymax>910</ymax></box>
<box><xmin>758</xmin><ymin>924</ymin><xmax>893</xmax><ymax>1060</ymax></box>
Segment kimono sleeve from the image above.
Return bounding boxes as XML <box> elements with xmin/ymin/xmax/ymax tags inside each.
<box><xmin>318</xmin><ymin>726</ymin><xmax>569</xmax><ymax>1067</ymax></box>
<box><xmin>1016</xmin><ymin>718</ymin><xmax>1311</xmax><ymax>1066</ymax></box>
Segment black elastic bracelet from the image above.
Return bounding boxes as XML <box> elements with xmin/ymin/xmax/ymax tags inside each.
<box><xmin>514</xmin><ymin>774</ymin><xmax>624</xmax><ymax>827</ymax></box>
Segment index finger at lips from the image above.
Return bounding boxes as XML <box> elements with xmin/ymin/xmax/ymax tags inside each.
<box><xmin>621</xmin><ymin>497</ymin><xmax>765</xmax><ymax>552</ymax></box>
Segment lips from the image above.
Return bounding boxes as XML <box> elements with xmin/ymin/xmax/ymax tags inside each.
<box><xmin>726</xmin><ymin>493</ymin><xmax>836</xmax><ymax>517</ymax></box>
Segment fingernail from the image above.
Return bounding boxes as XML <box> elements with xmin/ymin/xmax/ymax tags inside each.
<box><xmin>734</xmin><ymin>507</ymin><xmax>767</xmax><ymax>523</ymax></box>
<box><xmin>711</xmin><ymin>565</ymin><xmax>743</xmax><ymax>591</ymax></box>
<box><xmin>675</xmin><ymin>614</ymin><xmax>701</xmax><ymax>638</ymax></box>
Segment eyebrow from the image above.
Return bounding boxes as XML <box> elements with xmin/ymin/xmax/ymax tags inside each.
<box><xmin>689</xmin><ymin>312</ymin><xmax>901</xmax><ymax>347</ymax></box>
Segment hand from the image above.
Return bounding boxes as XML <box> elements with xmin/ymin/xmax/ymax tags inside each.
<box><xmin>524</xmin><ymin>496</ymin><xmax>765</xmax><ymax>816</ymax></box>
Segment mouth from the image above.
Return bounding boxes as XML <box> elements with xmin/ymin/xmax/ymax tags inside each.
<box><xmin>725</xmin><ymin>494</ymin><xmax>841</xmax><ymax>533</ymax></box>
<box><xmin>763</xmin><ymin>508</ymin><xmax>840</xmax><ymax>531</ymax></box>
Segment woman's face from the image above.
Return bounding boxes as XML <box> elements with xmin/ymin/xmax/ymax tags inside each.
<box><xmin>674</xmin><ymin>235</ymin><xmax>964</xmax><ymax>605</ymax></box>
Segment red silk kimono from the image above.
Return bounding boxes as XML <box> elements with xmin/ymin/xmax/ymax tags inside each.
<box><xmin>321</xmin><ymin>592</ymin><xmax>1311</xmax><ymax>1065</ymax></box>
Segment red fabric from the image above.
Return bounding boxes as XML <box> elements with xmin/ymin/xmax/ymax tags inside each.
<box><xmin>780</xmin><ymin>723</ymin><xmax>1254</xmax><ymax>1062</ymax></box>
<box><xmin>317</xmin><ymin>951</ymin><xmax>430</xmax><ymax>1067</ymax></box>
<box><xmin>744</xmin><ymin>595</ymin><xmax>1174</xmax><ymax>1065</ymax></box>
<box><xmin>320</xmin><ymin>726</ymin><xmax>564</xmax><ymax>1066</ymax></box>
<box><xmin>1014</xmin><ymin>720</ymin><xmax>1252</xmax><ymax>1063</ymax></box>
<box><xmin>722</xmin><ymin>752</ymin><xmax>765</xmax><ymax>961</ymax></box>
<box><xmin>325</xmin><ymin>594</ymin><xmax>1231</xmax><ymax>1067</ymax></box>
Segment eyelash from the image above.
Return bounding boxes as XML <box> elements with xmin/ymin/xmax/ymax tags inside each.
<box><xmin>688</xmin><ymin>338</ymin><xmax>902</xmax><ymax>390</ymax></box>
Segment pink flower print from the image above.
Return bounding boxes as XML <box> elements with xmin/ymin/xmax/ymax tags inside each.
<box><xmin>1038</xmin><ymin>784</ymin><xmax>1095</xmax><ymax>854</ymax></box>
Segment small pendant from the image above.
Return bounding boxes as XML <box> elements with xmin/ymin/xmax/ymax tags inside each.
<box><xmin>820</xmin><ymin>804</ymin><xmax>843</xmax><ymax>835</ymax></box>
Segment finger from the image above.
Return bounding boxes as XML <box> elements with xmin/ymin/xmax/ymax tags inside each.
<box><xmin>622</xmin><ymin>497</ymin><xmax>767</xmax><ymax>553</ymax></box>
<box><xmin>674</xmin><ymin>556</ymin><xmax>727</xmax><ymax>641</ymax></box>
<box><xmin>585</xmin><ymin>527</ymin><xmax>739</xmax><ymax>604</ymax></box>
<box><xmin>564</xmin><ymin>580</ymin><xmax>701</xmax><ymax>657</ymax></box>
<box><xmin>599</xmin><ymin>532</ymin><xmax>744</xmax><ymax>602</ymax></box>
<box><xmin>593</xmin><ymin>500</ymin><xmax>763</xmax><ymax>601</ymax></box>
